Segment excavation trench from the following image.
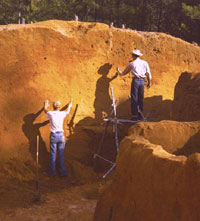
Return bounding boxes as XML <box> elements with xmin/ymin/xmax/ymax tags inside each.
<box><xmin>0</xmin><ymin>123</ymin><xmax>128</xmax><ymax>221</ymax></box>
<box><xmin>2</xmin><ymin>120</ymin><xmax>200</xmax><ymax>221</ymax></box>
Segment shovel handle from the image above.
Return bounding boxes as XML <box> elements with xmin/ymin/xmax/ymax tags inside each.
<box><xmin>36</xmin><ymin>135</ymin><xmax>39</xmax><ymax>165</ymax></box>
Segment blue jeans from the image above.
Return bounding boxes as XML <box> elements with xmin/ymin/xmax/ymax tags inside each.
<box><xmin>49</xmin><ymin>131</ymin><xmax>67</xmax><ymax>176</ymax></box>
<box><xmin>130</xmin><ymin>79</ymin><xmax>145</xmax><ymax>117</ymax></box>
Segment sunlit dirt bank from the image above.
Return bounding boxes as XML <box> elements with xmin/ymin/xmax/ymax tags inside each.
<box><xmin>94</xmin><ymin>132</ymin><xmax>200</xmax><ymax>221</ymax></box>
<box><xmin>94</xmin><ymin>72</ymin><xmax>200</xmax><ymax>221</ymax></box>
<box><xmin>0</xmin><ymin>20</ymin><xmax>200</xmax><ymax>220</ymax></box>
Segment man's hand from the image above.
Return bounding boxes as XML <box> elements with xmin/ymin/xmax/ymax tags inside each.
<box><xmin>44</xmin><ymin>100</ymin><xmax>49</xmax><ymax>107</ymax></box>
<box><xmin>44</xmin><ymin>100</ymin><xmax>49</xmax><ymax>113</ymax></box>
<box><xmin>68</xmin><ymin>99</ymin><xmax>73</xmax><ymax>109</ymax></box>
<box><xmin>116</xmin><ymin>67</ymin><xmax>122</xmax><ymax>76</ymax></box>
<box><xmin>147</xmin><ymin>82</ymin><xmax>151</xmax><ymax>89</ymax></box>
<box><xmin>66</xmin><ymin>99</ymin><xmax>73</xmax><ymax>114</ymax></box>
<box><xmin>69</xmin><ymin>99</ymin><xmax>73</xmax><ymax>106</ymax></box>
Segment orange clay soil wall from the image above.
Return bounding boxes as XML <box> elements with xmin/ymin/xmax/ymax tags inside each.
<box><xmin>93</xmin><ymin>134</ymin><xmax>200</xmax><ymax>221</ymax></box>
<box><xmin>0</xmin><ymin>20</ymin><xmax>200</xmax><ymax>180</ymax></box>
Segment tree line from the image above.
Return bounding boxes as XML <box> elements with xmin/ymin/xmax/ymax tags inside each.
<box><xmin>0</xmin><ymin>0</ymin><xmax>199</xmax><ymax>44</ymax></box>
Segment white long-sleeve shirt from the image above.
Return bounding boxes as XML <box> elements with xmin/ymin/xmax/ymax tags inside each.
<box><xmin>122</xmin><ymin>57</ymin><xmax>152</xmax><ymax>81</ymax></box>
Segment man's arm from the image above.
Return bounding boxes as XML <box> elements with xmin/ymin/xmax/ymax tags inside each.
<box><xmin>145</xmin><ymin>63</ymin><xmax>152</xmax><ymax>88</ymax></box>
<box><xmin>117</xmin><ymin>63</ymin><xmax>132</xmax><ymax>76</ymax></box>
<box><xmin>44</xmin><ymin>100</ymin><xmax>49</xmax><ymax>113</ymax></box>
<box><xmin>65</xmin><ymin>99</ymin><xmax>73</xmax><ymax>115</ymax></box>
<box><xmin>146</xmin><ymin>72</ymin><xmax>152</xmax><ymax>88</ymax></box>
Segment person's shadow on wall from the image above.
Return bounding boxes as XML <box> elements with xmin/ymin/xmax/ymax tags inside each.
<box><xmin>94</xmin><ymin>63</ymin><xmax>118</xmax><ymax>122</ymax></box>
<box><xmin>174</xmin><ymin>130</ymin><xmax>200</xmax><ymax>157</ymax></box>
<box><xmin>22</xmin><ymin>107</ymin><xmax>49</xmax><ymax>169</ymax></box>
<box><xmin>65</xmin><ymin>63</ymin><xmax>119</xmax><ymax>172</ymax></box>
<box><xmin>116</xmin><ymin>95</ymin><xmax>172</xmax><ymax>121</ymax></box>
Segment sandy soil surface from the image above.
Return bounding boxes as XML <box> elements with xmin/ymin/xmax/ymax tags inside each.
<box><xmin>0</xmin><ymin>172</ymin><xmax>104</xmax><ymax>221</ymax></box>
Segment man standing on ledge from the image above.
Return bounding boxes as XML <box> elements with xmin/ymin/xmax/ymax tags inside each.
<box><xmin>44</xmin><ymin>99</ymin><xmax>72</xmax><ymax>177</ymax></box>
<box><xmin>117</xmin><ymin>49</ymin><xmax>152</xmax><ymax>120</ymax></box>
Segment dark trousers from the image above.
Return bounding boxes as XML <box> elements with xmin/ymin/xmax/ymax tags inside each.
<box><xmin>130</xmin><ymin>79</ymin><xmax>145</xmax><ymax>117</ymax></box>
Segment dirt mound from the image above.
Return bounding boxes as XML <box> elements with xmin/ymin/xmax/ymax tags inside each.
<box><xmin>171</xmin><ymin>72</ymin><xmax>200</xmax><ymax>121</ymax></box>
<box><xmin>94</xmin><ymin>127</ymin><xmax>200</xmax><ymax>221</ymax></box>
<box><xmin>128</xmin><ymin>120</ymin><xmax>200</xmax><ymax>155</ymax></box>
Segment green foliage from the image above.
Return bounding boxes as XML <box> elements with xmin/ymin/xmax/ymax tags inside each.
<box><xmin>182</xmin><ymin>3</ymin><xmax>200</xmax><ymax>19</ymax></box>
<box><xmin>0</xmin><ymin>0</ymin><xmax>199</xmax><ymax>44</ymax></box>
<box><xmin>180</xmin><ymin>3</ymin><xmax>200</xmax><ymax>44</ymax></box>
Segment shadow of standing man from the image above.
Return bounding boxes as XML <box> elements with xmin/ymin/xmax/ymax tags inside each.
<box><xmin>94</xmin><ymin>63</ymin><xmax>118</xmax><ymax>122</ymax></box>
<box><xmin>22</xmin><ymin>107</ymin><xmax>49</xmax><ymax>170</ymax></box>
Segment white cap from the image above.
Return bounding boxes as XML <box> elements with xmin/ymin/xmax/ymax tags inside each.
<box><xmin>53</xmin><ymin>101</ymin><xmax>61</xmax><ymax>108</ymax></box>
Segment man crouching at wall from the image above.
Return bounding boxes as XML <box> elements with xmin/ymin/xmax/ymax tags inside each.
<box><xmin>44</xmin><ymin>99</ymin><xmax>72</xmax><ymax>177</ymax></box>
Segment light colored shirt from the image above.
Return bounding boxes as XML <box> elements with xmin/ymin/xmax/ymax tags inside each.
<box><xmin>122</xmin><ymin>57</ymin><xmax>152</xmax><ymax>81</ymax></box>
<box><xmin>46</xmin><ymin>111</ymin><xmax>68</xmax><ymax>133</ymax></box>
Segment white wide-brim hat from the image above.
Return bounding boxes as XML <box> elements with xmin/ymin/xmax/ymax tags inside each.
<box><xmin>132</xmin><ymin>49</ymin><xmax>143</xmax><ymax>56</ymax></box>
